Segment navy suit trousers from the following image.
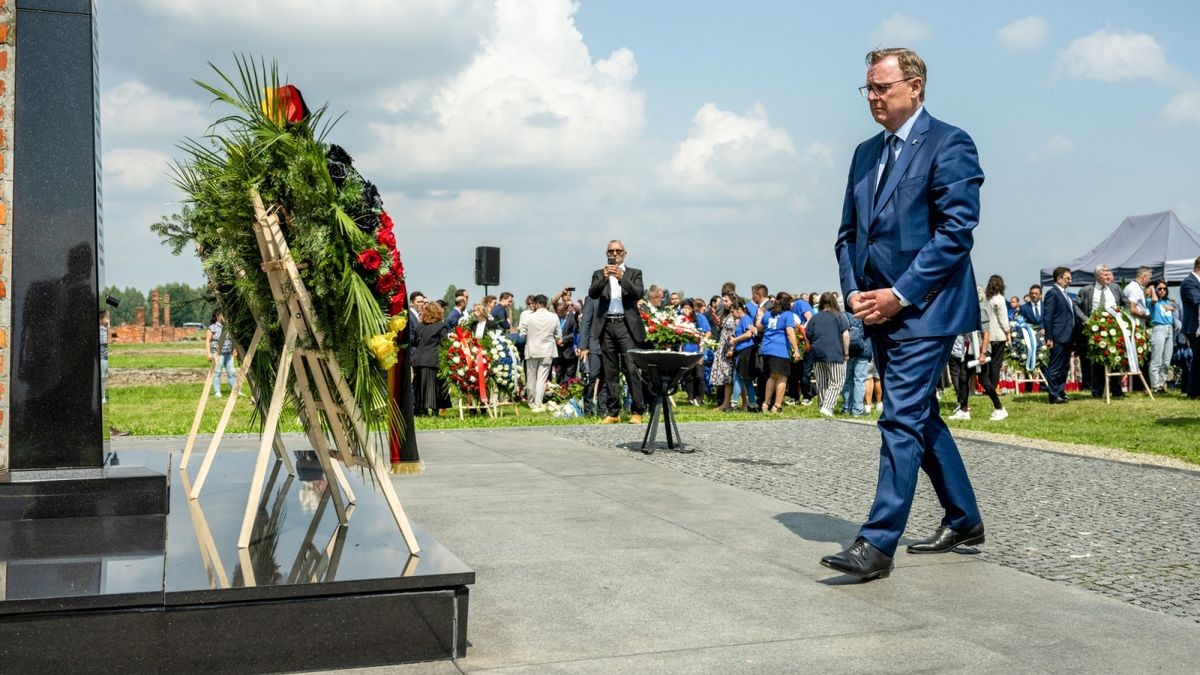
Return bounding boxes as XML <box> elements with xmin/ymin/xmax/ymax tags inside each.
<box><xmin>1043</xmin><ymin>342</ymin><xmax>1071</xmax><ymax>401</ymax></box>
<box><xmin>859</xmin><ymin>333</ymin><xmax>982</xmax><ymax>556</ymax></box>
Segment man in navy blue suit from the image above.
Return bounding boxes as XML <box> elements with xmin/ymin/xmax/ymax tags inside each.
<box><xmin>1041</xmin><ymin>267</ymin><xmax>1076</xmax><ymax>404</ymax></box>
<box><xmin>1181</xmin><ymin>257</ymin><xmax>1200</xmax><ymax>399</ymax></box>
<box><xmin>1018</xmin><ymin>285</ymin><xmax>1044</xmax><ymax>326</ymax></box>
<box><xmin>824</xmin><ymin>48</ymin><xmax>985</xmax><ymax>580</ymax></box>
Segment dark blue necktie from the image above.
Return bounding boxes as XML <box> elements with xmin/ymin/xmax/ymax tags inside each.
<box><xmin>874</xmin><ymin>135</ymin><xmax>898</xmax><ymax>206</ymax></box>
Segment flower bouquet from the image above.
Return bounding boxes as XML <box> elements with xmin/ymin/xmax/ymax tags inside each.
<box><xmin>439</xmin><ymin>326</ymin><xmax>490</xmax><ymax>402</ymax></box>
<box><xmin>640</xmin><ymin>306</ymin><xmax>705</xmax><ymax>350</ymax></box>
<box><xmin>1084</xmin><ymin>308</ymin><xmax>1148</xmax><ymax>372</ymax></box>
<box><xmin>545</xmin><ymin>377</ymin><xmax>585</xmax><ymax>405</ymax></box>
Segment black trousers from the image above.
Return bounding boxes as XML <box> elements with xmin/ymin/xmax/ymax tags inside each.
<box><xmin>582</xmin><ymin>347</ymin><xmax>609</xmax><ymax>415</ymax></box>
<box><xmin>1043</xmin><ymin>341</ymin><xmax>1071</xmax><ymax>401</ymax></box>
<box><xmin>600</xmin><ymin>318</ymin><xmax>645</xmax><ymax>416</ymax></box>
<box><xmin>1189</xmin><ymin>335</ymin><xmax>1200</xmax><ymax>398</ymax></box>
<box><xmin>947</xmin><ymin>356</ymin><xmax>974</xmax><ymax>410</ymax></box>
<box><xmin>552</xmin><ymin>355</ymin><xmax>578</xmax><ymax>383</ymax></box>
<box><xmin>977</xmin><ymin>341</ymin><xmax>1005</xmax><ymax>409</ymax></box>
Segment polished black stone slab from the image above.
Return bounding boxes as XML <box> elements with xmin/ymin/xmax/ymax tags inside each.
<box><xmin>0</xmin><ymin>466</ymin><xmax>169</xmax><ymax>520</ymax></box>
<box><xmin>11</xmin><ymin>0</ymin><xmax>105</xmax><ymax>470</ymax></box>
<box><xmin>0</xmin><ymin>449</ymin><xmax>474</xmax><ymax>670</ymax></box>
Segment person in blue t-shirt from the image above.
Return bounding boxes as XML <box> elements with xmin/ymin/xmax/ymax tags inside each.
<box><xmin>758</xmin><ymin>292</ymin><xmax>803</xmax><ymax>413</ymax></box>
<box><xmin>789</xmin><ymin>295</ymin><xmax>816</xmax><ymax>403</ymax></box>
<box><xmin>729</xmin><ymin>299</ymin><xmax>758</xmax><ymax>410</ymax></box>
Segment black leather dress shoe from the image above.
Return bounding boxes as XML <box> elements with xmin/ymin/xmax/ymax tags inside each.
<box><xmin>1049</xmin><ymin>396</ymin><xmax>1069</xmax><ymax>404</ymax></box>
<box><xmin>820</xmin><ymin>537</ymin><xmax>894</xmax><ymax>580</ymax></box>
<box><xmin>906</xmin><ymin>522</ymin><xmax>985</xmax><ymax>554</ymax></box>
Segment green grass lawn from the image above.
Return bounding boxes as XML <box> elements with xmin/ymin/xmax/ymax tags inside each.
<box><xmin>105</xmin><ymin>343</ymin><xmax>1199</xmax><ymax>466</ymax></box>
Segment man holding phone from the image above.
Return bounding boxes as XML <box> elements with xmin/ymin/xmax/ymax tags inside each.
<box><xmin>588</xmin><ymin>239</ymin><xmax>647</xmax><ymax>424</ymax></box>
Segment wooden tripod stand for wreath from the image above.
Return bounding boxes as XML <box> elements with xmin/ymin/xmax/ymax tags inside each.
<box><xmin>182</xmin><ymin>191</ymin><xmax>421</xmax><ymax>553</ymax></box>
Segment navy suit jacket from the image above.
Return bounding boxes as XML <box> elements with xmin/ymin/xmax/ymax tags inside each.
<box><xmin>1042</xmin><ymin>286</ymin><xmax>1075</xmax><ymax>344</ymax></box>
<box><xmin>1018</xmin><ymin>301</ymin><xmax>1043</xmax><ymax>326</ymax></box>
<box><xmin>835</xmin><ymin>109</ymin><xmax>983</xmax><ymax>339</ymax></box>
<box><xmin>1181</xmin><ymin>272</ymin><xmax>1200</xmax><ymax>337</ymax></box>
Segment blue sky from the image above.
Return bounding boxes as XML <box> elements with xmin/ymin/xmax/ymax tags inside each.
<box><xmin>98</xmin><ymin>1</ymin><xmax>1200</xmax><ymax>302</ymax></box>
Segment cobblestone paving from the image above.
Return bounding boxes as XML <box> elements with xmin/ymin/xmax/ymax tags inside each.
<box><xmin>551</xmin><ymin>420</ymin><xmax>1200</xmax><ymax>622</ymax></box>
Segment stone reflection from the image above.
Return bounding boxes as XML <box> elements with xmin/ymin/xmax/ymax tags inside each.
<box><xmin>13</xmin><ymin>243</ymin><xmax>100</xmax><ymax>468</ymax></box>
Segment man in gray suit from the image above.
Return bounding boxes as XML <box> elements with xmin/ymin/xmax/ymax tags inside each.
<box><xmin>1075</xmin><ymin>264</ymin><xmax>1128</xmax><ymax>398</ymax></box>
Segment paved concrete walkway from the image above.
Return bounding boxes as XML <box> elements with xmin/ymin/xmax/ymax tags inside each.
<box><xmin>119</xmin><ymin>424</ymin><xmax>1199</xmax><ymax>673</ymax></box>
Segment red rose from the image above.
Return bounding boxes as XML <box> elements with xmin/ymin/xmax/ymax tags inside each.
<box><xmin>380</xmin><ymin>210</ymin><xmax>394</xmax><ymax>232</ymax></box>
<box><xmin>375</xmin><ymin>274</ymin><xmax>396</xmax><ymax>294</ymax></box>
<box><xmin>390</xmin><ymin>292</ymin><xmax>406</xmax><ymax>315</ymax></box>
<box><xmin>1093</xmin><ymin>335</ymin><xmax>1101</xmax><ymax>343</ymax></box>
<box><xmin>377</xmin><ymin>228</ymin><xmax>396</xmax><ymax>249</ymax></box>
<box><xmin>674</xmin><ymin>327</ymin><xmax>683</xmax><ymax>334</ymax></box>
<box><xmin>357</xmin><ymin>249</ymin><xmax>382</xmax><ymax>271</ymax></box>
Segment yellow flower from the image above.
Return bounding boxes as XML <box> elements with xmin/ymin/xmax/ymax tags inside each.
<box><xmin>388</xmin><ymin>313</ymin><xmax>408</xmax><ymax>333</ymax></box>
<box><xmin>367</xmin><ymin>332</ymin><xmax>398</xmax><ymax>369</ymax></box>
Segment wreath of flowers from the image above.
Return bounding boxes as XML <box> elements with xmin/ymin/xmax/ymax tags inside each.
<box><xmin>482</xmin><ymin>331</ymin><xmax>522</xmax><ymax>398</ymax></box>
<box><xmin>640</xmin><ymin>305</ymin><xmax>706</xmax><ymax>350</ymax></box>
<box><xmin>1085</xmin><ymin>308</ymin><xmax>1148</xmax><ymax>372</ymax></box>
<box><xmin>152</xmin><ymin>57</ymin><xmax>409</xmax><ymax>452</ymax></box>
<box><xmin>1004</xmin><ymin>322</ymin><xmax>1048</xmax><ymax>374</ymax></box>
<box><xmin>439</xmin><ymin>326</ymin><xmax>490</xmax><ymax>398</ymax></box>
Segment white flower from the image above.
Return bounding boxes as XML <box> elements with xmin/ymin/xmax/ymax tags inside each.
<box><xmin>1108</xmin><ymin>329</ymin><xmax>1117</xmax><ymax>337</ymax></box>
<box><xmin>1091</xmin><ymin>325</ymin><xmax>1099</xmax><ymax>332</ymax></box>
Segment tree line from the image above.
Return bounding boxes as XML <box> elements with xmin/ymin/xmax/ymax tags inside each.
<box><xmin>103</xmin><ymin>283</ymin><xmax>216</xmax><ymax>327</ymax></box>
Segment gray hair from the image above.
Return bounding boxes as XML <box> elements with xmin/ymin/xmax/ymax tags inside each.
<box><xmin>1094</xmin><ymin>264</ymin><xmax>1110</xmax><ymax>275</ymax></box>
<box><xmin>1135</xmin><ymin>266</ymin><xmax>1152</xmax><ymax>278</ymax></box>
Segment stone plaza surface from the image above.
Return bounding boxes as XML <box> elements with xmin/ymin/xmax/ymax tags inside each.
<box><xmin>113</xmin><ymin>422</ymin><xmax>1200</xmax><ymax>673</ymax></box>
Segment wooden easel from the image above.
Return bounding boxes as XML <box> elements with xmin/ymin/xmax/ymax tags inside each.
<box><xmin>236</xmin><ymin>192</ymin><xmax>419</xmax><ymax>553</ymax></box>
<box><xmin>1103</xmin><ymin>366</ymin><xmax>1153</xmax><ymax>404</ymax></box>
<box><xmin>457</xmin><ymin>392</ymin><xmax>522</xmax><ymax>419</ymax></box>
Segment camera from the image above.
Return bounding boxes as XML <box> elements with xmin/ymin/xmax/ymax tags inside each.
<box><xmin>607</xmin><ymin>256</ymin><xmax>616</xmax><ymax>266</ymax></box>
<box><xmin>565</xmin><ymin>286</ymin><xmax>575</xmax><ymax>292</ymax></box>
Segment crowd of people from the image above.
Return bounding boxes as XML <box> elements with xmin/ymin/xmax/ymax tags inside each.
<box><xmin>395</xmin><ymin>254</ymin><xmax>1200</xmax><ymax>419</ymax></box>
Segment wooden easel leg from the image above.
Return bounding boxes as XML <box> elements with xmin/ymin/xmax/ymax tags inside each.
<box><xmin>238</xmin><ymin>326</ymin><xmax>297</xmax><ymax>549</ymax></box>
<box><xmin>273</xmin><ymin>430</ymin><xmax>295</xmax><ymax>475</ymax></box>
<box><xmin>1140</xmin><ymin>372</ymin><xmax>1154</xmax><ymax>399</ymax></box>
<box><xmin>1104</xmin><ymin>366</ymin><xmax>1112</xmax><ymax>404</ymax></box>
<box><xmin>182</xmin><ymin>356</ymin><xmax>221</xmax><ymax>469</ymax></box>
<box><xmin>290</xmin><ymin>352</ymin><xmax>350</xmax><ymax>525</ymax></box>
<box><xmin>368</xmin><ymin>452</ymin><xmax>421</xmax><ymax>555</ymax></box>
<box><xmin>191</xmin><ymin>326</ymin><xmax>265</xmax><ymax>498</ymax></box>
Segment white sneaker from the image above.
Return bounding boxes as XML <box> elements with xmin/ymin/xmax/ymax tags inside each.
<box><xmin>948</xmin><ymin>409</ymin><xmax>970</xmax><ymax>421</ymax></box>
<box><xmin>213</xmin><ymin>392</ymin><xmax>222</xmax><ymax>398</ymax></box>
<box><xmin>989</xmin><ymin>408</ymin><xmax>1009</xmax><ymax>421</ymax></box>
<box><xmin>819</xmin><ymin>407</ymin><xmax>834</xmax><ymax>417</ymax></box>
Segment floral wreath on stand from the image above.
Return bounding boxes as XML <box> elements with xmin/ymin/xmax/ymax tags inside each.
<box><xmin>1084</xmin><ymin>308</ymin><xmax>1148</xmax><ymax>373</ymax></box>
<box><xmin>482</xmin><ymin>332</ymin><xmax>522</xmax><ymax>400</ymax></box>
<box><xmin>1004</xmin><ymin>319</ymin><xmax>1048</xmax><ymax>375</ymax></box>
<box><xmin>439</xmin><ymin>326</ymin><xmax>490</xmax><ymax>403</ymax></box>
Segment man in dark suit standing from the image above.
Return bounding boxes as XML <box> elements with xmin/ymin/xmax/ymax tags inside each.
<box><xmin>1075</xmin><ymin>265</ymin><xmax>1127</xmax><ymax>398</ymax></box>
<box><xmin>1042</xmin><ymin>267</ymin><xmax>1075</xmax><ymax>404</ymax></box>
<box><xmin>1018</xmin><ymin>285</ymin><xmax>1044</xmax><ymax>326</ymax></box>
<box><xmin>825</xmin><ymin>47</ymin><xmax>985</xmax><ymax>580</ymax></box>
<box><xmin>588</xmin><ymin>240</ymin><xmax>647</xmax><ymax>424</ymax></box>
<box><xmin>1181</xmin><ymin>257</ymin><xmax>1200</xmax><ymax>399</ymax></box>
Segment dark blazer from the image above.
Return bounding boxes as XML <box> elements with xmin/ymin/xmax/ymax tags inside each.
<box><xmin>410</xmin><ymin>319</ymin><xmax>445</xmax><ymax>368</ymax></box>
<box><xmin>578</xmin><ymin>297</ymin><xmax>601</xmax><ymax>352</ymax></box>
<box><xmin>1042</xmin><ymin>285</ymin><xmax>1075</xmax><ymax>344</ymax></box>
<box><xmin>834</xmin><ymin>109</ymin><xmax>983</xmax><ymax>339</ymax></box>
<box><xmin>1018</xmin><ymin>301</ymin><xmax>1043</xmax><ymax>326</ymax></box>
<box><xmin>1181</xmin><ymin>272</ymin><xmax>1200</xmax><ymax>337</ymax></box>
<box><xmin>1076</xmin><ymin>282</ymin><xmax>1127</xmax><ymax>318</ymax></box>
<box><xmin>556</xmin><ymin>311</ymin><xmax>579</xmax><ymax>359</ymax></box>
<box><xmin>587</xmin><ymin>266</ymin><xmax>647</xmax><ymax>342</ymax></box>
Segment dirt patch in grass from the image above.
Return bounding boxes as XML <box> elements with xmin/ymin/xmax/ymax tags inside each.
<box><xmin>109</xmin><ymin>368</ymin><xmax>207</xmax><ymax>387</ymax></box>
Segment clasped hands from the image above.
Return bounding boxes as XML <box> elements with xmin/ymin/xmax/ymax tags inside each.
<box><xmin>850</xmin><ymin>288</ymin><xmax>902</xmax><ymax>326</ymax></box>
<box><xmin>604</xmin><ymin>264</ymin><xmax>623</xmax><ymax>279</ymax></box>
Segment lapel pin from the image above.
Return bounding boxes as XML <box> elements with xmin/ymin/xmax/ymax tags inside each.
<box><xmin>912</xmin><ymin>139</ymin><xmax>919</xmax><ymax>145</ymax></box>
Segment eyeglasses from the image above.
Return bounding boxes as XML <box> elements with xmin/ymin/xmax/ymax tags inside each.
<box><xmin>859</xmin><ymin>77</ymin><xmax>915</xmax><ymax>98</ymax></box>
<box><xmin>606</xmin><ymin>248</ymin><xmax>624</xmax><ymax>254</ymax></box>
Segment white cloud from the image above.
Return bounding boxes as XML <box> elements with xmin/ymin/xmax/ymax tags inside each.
<box><xmin>104</xmin><ymin>148</ymin><xmax>172</xmax><ymax>191</ymax></box>
<box><xmin>1057</xmin><ymin>29</ymin><xmax>1175</xmax><ymax>83</ymax></box>
<box><xmin>660</xmin><ymin>103</ymin><xmax>802</xmax><ymax>203</ymax></box>
<box><xmin>804</xmin><ymin>142</ymin><xmax>836</xmax><ymax>166</ymax></box>
<box><xmin>1029</xmin><ymin>134</ymin><xmax>1073</xmax><ymax>162</ymax></box>
<box><xmin>1163</xmin><ymin>90</ymin><xmax>1200</xmax><ymax>125</ymax></box>
<box><xmin>361</xmin><ymin>0</ymin><xmax>645</xmax><ymax>184</ymax></box>
<box><xmin>101</xmin><ymin>80</ymin><xmax>207</xmax><ymax>143</ymax></box>
<box><xmin>998</xmin><ymin>16</ymin><xmax>1049</xmax><ymax>49</ymax></box>
<box><xmin>872</xmin><ymin>14</ymin><xmax>930</xmax><ymax>46</ymax></box>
